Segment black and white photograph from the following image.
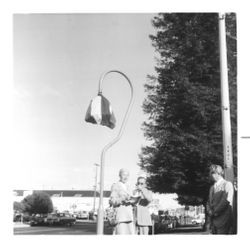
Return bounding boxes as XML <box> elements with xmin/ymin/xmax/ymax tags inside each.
<box><xmin>11</xmin><ymin>12</ymin><xmax>239</xmax><ymax>236</ymax></box>
<box><xmin>1</xmin><ymin>0</ymin><xmax>250</xmax><ymax>246</ymax></box>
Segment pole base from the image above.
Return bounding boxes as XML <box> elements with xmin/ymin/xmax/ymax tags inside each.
<box><xmin>97</xmin><ymin>208</ymin><xmax>104</xmax><ymax>235</ymax></box>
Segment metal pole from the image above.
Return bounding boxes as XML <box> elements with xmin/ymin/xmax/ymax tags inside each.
<box><xmin>96</xmin><ymin>70</ymin><xmax>134</xmax><ymax>235</ymax></box>
<box><xmin>93</xmin><ymin>163</ymin><xmax>99</xmax><ymax>213</ymax></box>
<box><xmin>152</xmin><ymin>218</ymin><xmax>155</xmax><ymax>235</ymax></box>
<box><xmin>218</xmin><ymin>13</ymin><xmax>234</xmax><ymax>183</ymax></box>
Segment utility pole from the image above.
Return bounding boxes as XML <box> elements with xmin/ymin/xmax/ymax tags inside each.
<box><xmin>218</xmin><ymin>13</ymin><xmax>235</xmax><ymax>183</ymax></box>
<box><xmin>93</xmin><ymin>163</ymin><xmax>99</xmax><ymax>213</ymax></box>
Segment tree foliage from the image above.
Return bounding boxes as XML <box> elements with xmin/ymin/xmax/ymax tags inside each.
<box><xmin>22</xmin><ymin>191</ymin><xmax>53</xmax><ymax>214</ymax></box>
<box><xmin>13</xmin><ymin>201</ymin><xmax>25</xmax><ymax>212</ymax></box>
<box><xmin>140</xmin><ymin>13</ymin><xmax>237</xmax><ymax>206</ymax></box>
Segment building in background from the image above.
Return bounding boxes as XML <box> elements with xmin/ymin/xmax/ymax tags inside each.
<box><xmin>13</xmin><ymin>190</ymin><xmax>111</xmax><ymax>213</ymax></box>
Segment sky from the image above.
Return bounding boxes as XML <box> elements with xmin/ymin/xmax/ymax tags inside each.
<box><xmin>12</xmin><ymin>13</ymin><xmax>181</xmax><ymax>208</ymax></box>
<box><xmin>13</xmin><ymin>13</ymin><xmax>157</xmax><ymax>190</ymax></box>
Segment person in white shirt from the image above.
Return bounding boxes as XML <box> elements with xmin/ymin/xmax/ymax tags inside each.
<box><xmin>207</xmin><ymin>165</ymin><xmax>234</xmax><ymax>234</ymax></box>
<box><xmin>109</xmin><ymin>168</ymin><xmax>135</xmax><ymax>234</ymax></box>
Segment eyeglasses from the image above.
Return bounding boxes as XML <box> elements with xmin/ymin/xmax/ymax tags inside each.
<box><xmin>138</xmin><ymin>182</ymin><xmax>144</xmax><ymax>185</ymax></box>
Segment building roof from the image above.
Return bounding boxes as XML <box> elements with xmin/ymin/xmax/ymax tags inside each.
<box><xmin>13</xmin><ymin>190</ymin><xmax>111</xmax><ymax>198</ymax></box>
<box><xmin>13</xmin><ymin>190</ymin><xmax>25</xmax><ymax>196</ymax></box>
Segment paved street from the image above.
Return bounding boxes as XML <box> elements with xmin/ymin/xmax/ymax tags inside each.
<box><xmin>166</xmin><ymin>226</ymin><xmax>209</xmax><ymax>235</ymax></box>
<box><xmin>14</xmin><ymin>221</ymin><xmax>207</xmax><ymax>235</ymax></box>
<box><xmin>14</xmin><ymin>221</ymin><xmax>113</xmax><ymax>235</ymax></box>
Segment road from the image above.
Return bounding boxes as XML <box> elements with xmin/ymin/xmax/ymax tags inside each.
<box><xmin>165</xmin><ymin>226</ymin><xmax>209</xmax><ymax>234</ymax></box>
<box><xmin>14</xmin><ymin>221</ymin><xmax>113</xmax><ymax>235</ymax></box>
<box><xmin>14</xmin><ymin>221</ymin><xmax>207</xmax><ymax>235</ymax></box>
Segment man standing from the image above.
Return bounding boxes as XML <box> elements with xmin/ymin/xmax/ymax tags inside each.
<box><xmin>207</xmin><ymin>165</ymin><xmax>234</xmax><ymax>234</ymax></box>
<box><xmin>134</xmin><ymin>176</ymin><xmax>153</xmax><ymax>235</ymax></box>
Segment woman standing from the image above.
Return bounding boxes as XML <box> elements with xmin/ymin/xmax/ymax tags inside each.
<box><xmin>109</xmin><ymin>168</ymin><xmax>135</xmax><ymax>234</ymax></box>
<box><xmin>134</xmin><ymin>176</ymin><xmax>153</xmax><ymax>235</ymax></box>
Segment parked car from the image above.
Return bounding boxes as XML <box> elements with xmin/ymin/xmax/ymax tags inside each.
<box><xmin>77</xmin><ymin>211</ymin><xmax>89</xmax><ymax>219</ymax></box>
<box><xmin>30</xmin><ymin>214</ymin><xmax>47</xmax><ymax>226</ymax></box>
<box><xmin>191</xmin><ymin>214</ymin><xmax>205</xmax><ymax>225</ymax></box>
<box><xmin>57</xmin><ymin>213</ymin><xmax>76</xmax><ymax>226</ymax></box>
<box><xmin>47</xmin><ymin>213</ymin><xmax>76</xmax><ymax>226</ymax></box>
<box><xmin>191</xmin><ymin>218</ymin><xmax>205</xmax><ymax>225</ymax></box>
<box><xmin>46</xmin><ymin>213</ymin><xmax>60</xmax><ymax>225</ymax></box>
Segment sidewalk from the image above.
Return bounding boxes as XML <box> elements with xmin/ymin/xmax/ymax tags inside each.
<box><xmin>14</xmin><ymin>222</ymin><xmax>30</xmax><ymax>228</ymax></box>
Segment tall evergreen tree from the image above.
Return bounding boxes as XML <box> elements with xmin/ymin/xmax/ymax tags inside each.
<box><xmin>140</xmin><ymin>13</ymin><xmax>237</xmax><ymax>206</ymax></box>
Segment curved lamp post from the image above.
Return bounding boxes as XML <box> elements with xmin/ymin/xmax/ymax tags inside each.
<box><xmin>85</xmin><ymin>70</ymin><xmax>134</xmax><ymax>234</ymax></box>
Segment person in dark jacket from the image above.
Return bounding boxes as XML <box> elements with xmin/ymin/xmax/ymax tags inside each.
<box><xmin>207</xmin><ymin>165</ymin><xmax>234</xmax><ymax>234</ymax></box>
